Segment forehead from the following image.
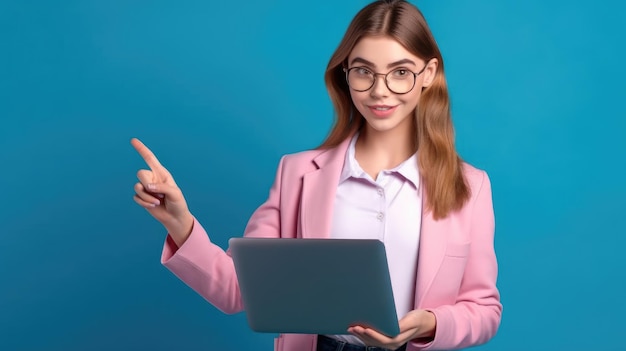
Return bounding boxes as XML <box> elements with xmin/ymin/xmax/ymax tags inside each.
<box><xmin>348</xmin><ymin>36</ymin><xmax>422</xmax><ymax>67</ymax></box>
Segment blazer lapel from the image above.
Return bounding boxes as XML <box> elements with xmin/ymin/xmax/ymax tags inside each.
<box><xmin>299</xmin><ymin>135</ymin><xmax>353</xmax><ymax>239</ymax></box>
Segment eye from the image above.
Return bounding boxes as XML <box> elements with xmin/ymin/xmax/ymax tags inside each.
<box><xmin>392</xmin><ymin>69</ymin><xmax>408</xmax><ymax>77</ymax></box>
<box><xmin>354</xmin><ymin>67</ymin><xmax>372</xmax><ymax>76</ymax></box>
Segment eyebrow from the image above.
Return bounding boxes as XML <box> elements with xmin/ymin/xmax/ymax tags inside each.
<box><xmin>349</xmin><ymin>57</ymin><xmax>417</xmax><ymax>68</ymax></box>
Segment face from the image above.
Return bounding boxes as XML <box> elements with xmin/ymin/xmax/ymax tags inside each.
<box><xmin>346</xmin><ymin>36</ymin><xmax>438</xmax><ymax>136</ymax></box>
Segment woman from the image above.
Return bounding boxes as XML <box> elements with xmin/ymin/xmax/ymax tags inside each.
<box><xmin>131</xmin><ymin>1</ymin><xmax>502</xmax><ymax>350</ymax></box>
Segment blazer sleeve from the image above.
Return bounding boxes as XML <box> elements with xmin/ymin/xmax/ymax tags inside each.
<box><xmin>159</xmin><ymin>155</ymin><xmax>287</xmax><ymax>314</ymax></box>
<box><xmin>412</xmin><ymin>171</ymin><xmax>503</xmax><ymax>350</ymax></box>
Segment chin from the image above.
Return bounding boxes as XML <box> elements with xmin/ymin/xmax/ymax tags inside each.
<box><xmin>363</xmin><ymin>118</ymin><xmax>405</xmax><ymax>133</ymax></box>
<box><xmin>364</xmin><ymin>112</ymin><xmax>409</xmax><ymax>129</ymax></box>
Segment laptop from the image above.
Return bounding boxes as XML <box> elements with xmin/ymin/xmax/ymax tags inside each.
<box><xmin>229</xmin><ymin>237</ymin><xmax>400</xmax><ymax>337</ymax></box>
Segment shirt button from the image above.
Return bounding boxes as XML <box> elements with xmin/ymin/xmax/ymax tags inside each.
<box><xmin>377</xmin><ymin>188</ymin><xmax>384</xmax><ymax>196</ymax></box>
<box><xmin>376</xmin><ymin>212</ymin><xmax>384</xmax><ymax>221</ymax></box>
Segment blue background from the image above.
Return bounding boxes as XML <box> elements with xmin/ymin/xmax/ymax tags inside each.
<box><xmin>1</xmin><ymin>0</ymin><xmax>624</xmax><ymax>350</ymax></box>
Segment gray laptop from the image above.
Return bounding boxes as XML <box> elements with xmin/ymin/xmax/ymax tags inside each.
<box><xmin>229</xmin><ymin>237</ymin><xmax>400</xmax><ymax>337</ymax></box>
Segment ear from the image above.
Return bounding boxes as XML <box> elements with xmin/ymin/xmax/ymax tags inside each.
<box><xmin>421</xmin><ymin>58</ymin><xmax>439</xmax><ymax>88</ymax></box>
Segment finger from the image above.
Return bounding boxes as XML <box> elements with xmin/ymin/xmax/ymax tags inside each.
<box><xmin>142</xmin><ymin>181</ymin><xmax>181</xmax><ymax>200</ymax></box>
<box><xmin>131</xmin><ymin>138</ymin><xmax>167</xmax><ymax>175</ymax></box>
<box><xmin>137</xmin><ymin>169</ymin><xmax>158</xmax><ymax>187</ymax></box>
<box><xmin>134</xmin><ymin>182</ymin><xmax>162</xmax><ymax>205</ymax></box>
<box><xmin>351</xmin><ymin>325</ymin><xmax>387</xmax><ymax>339</ymax></box>
<box><xmin>136</xmin><ymin>170</ymin><xmax>165</xmax><ymax>199</ymax></box>
<box><xmin>348</xmin><ymin>326</ymin><xmax>378</xmax><ymax>343</ymax></box>
<box><xmin>364</xmin><ymin>327</ymin><xmax>414</xmax><ymax>342</ymax></box>
<box><xmin>347</xmin><ymin>329</ymin><xmax>377</xmax><ymax>347</ymax></box>
<box><xmin>134</xmin><ymin>194</ymin><xmax>159</xmax><ymax>209</ymax></box>
<box><xmin>360</xmin><ymin>328</ymin><xmax>390</xmax><ymax>344</ymax></box>
<box><xmin>351</xmin><ymin>325</ymin><xmax>416</xmax><ymax>349</ymax></box>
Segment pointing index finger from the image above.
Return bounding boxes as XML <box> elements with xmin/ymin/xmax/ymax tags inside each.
<box><xmin>131</xmin><ymin>138</ymin><xmax>165</xmax><ymax>173</ymax></box>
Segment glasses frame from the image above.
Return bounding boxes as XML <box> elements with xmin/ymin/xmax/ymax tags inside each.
<box><xmin>343</xmin><ymin>64</ymin><xmax>428</xmax><ymax>95</ymax></box>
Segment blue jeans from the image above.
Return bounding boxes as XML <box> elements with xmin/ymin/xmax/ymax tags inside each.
<box><xmin>316</xmin><ymin>335</ymin><xmax>407</xmax><ymax>351</ymax></box>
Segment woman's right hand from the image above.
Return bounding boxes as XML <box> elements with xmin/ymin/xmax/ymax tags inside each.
<box><xmin>131</xmin><ymin>138</ymin><xmax>194</xmax><ymax>247</ymax></box>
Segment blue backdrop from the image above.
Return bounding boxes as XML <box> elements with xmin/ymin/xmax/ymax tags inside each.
<box><xmin>1</xmin><ymin>0</ymin><xmax>624</xmax><ymax>350</ymax></box>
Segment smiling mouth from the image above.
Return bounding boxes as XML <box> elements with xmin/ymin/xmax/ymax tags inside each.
<box><xmin>369</xmin><ymin>105</ymin><xmax>395</xmax><ymax>110</ymax></box>
<box><xmin>368</xmin><ymin>105</ymin><xmax>398</xmax><ymax>118</ymax></box>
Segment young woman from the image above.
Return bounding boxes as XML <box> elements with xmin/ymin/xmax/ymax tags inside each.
<box><xmin>131</xmin><ymin>1</ymin><xmax>502</xmax><ymax>350</ymax></box>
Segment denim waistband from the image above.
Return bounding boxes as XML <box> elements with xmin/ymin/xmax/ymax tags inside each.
<box><xmin>316</xmin><ymin>335</ymin><xmax>407</xmax><ymax>351</ymax></box>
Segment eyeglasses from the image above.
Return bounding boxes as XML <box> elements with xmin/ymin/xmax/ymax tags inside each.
<box><xmin>343</xmin><ymin>65</ymin><xmax>428</xmax><ymax>94</ymax></box>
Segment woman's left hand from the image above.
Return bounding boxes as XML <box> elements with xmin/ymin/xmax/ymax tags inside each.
<box><xmin>348</xmin><ymin>309</ymin><xmax>436</xmax><ymax>350</ymax></box>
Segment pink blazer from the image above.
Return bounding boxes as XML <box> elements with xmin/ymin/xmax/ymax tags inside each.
<box><xmin>161</xmin><ymin>134</ymin><xmax>502</xmax><ymax>351</ymax></box>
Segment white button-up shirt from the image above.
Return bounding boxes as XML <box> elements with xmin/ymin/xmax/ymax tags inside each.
<box><xmin>328</xmin><ymin>133</ymin><xmax>422</xmax><ymax>345</ymax></box>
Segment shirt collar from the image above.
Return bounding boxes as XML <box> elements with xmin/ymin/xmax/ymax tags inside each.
<box><xmin>339</xmin><ymin>132</ymin><xmax>421</xmax><ymax>190</ymax></box>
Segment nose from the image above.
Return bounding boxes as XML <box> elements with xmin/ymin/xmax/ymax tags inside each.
<box><xmin>370</xmin><ymin>73</ymin><xmax>390</xmax><ymax>98</ymax></box>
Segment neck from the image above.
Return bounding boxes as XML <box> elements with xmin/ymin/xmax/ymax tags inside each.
<box><xmin>355</xmin><ymin>119</ymin><xmax>417</xmax><ymax>171</ymax></box>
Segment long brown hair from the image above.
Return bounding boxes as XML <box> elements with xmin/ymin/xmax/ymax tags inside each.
<box><xmin>319</xmin><ymin>0</ymin><xmax>470</xmax><ymax>220</ymax></box>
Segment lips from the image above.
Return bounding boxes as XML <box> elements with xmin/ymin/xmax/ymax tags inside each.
<box><xmin>368</xmin><ymin>104</ymin><xmax>398</xmax><ymax>118</ymax></box>
<box><xmin>371</xmin><ymin>105</ymin><xmax>393</xmax><ymax>110</ymax></box>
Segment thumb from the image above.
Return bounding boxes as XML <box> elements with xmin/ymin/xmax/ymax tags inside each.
<box><xmin>398</xmin><ymin>310</ymin><xmax>421</xmax><ymax>333</ymax></box>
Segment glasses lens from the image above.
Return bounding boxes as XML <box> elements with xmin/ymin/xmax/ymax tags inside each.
<box><xmin>347</xmin><ymin>68</ymin><xmax>374</xmax><ymax>91</ymax></box>
<box><xmin>386</xmin><ymin>69</ymin><xmax>415</xmax><ymax>94</ymax></box>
